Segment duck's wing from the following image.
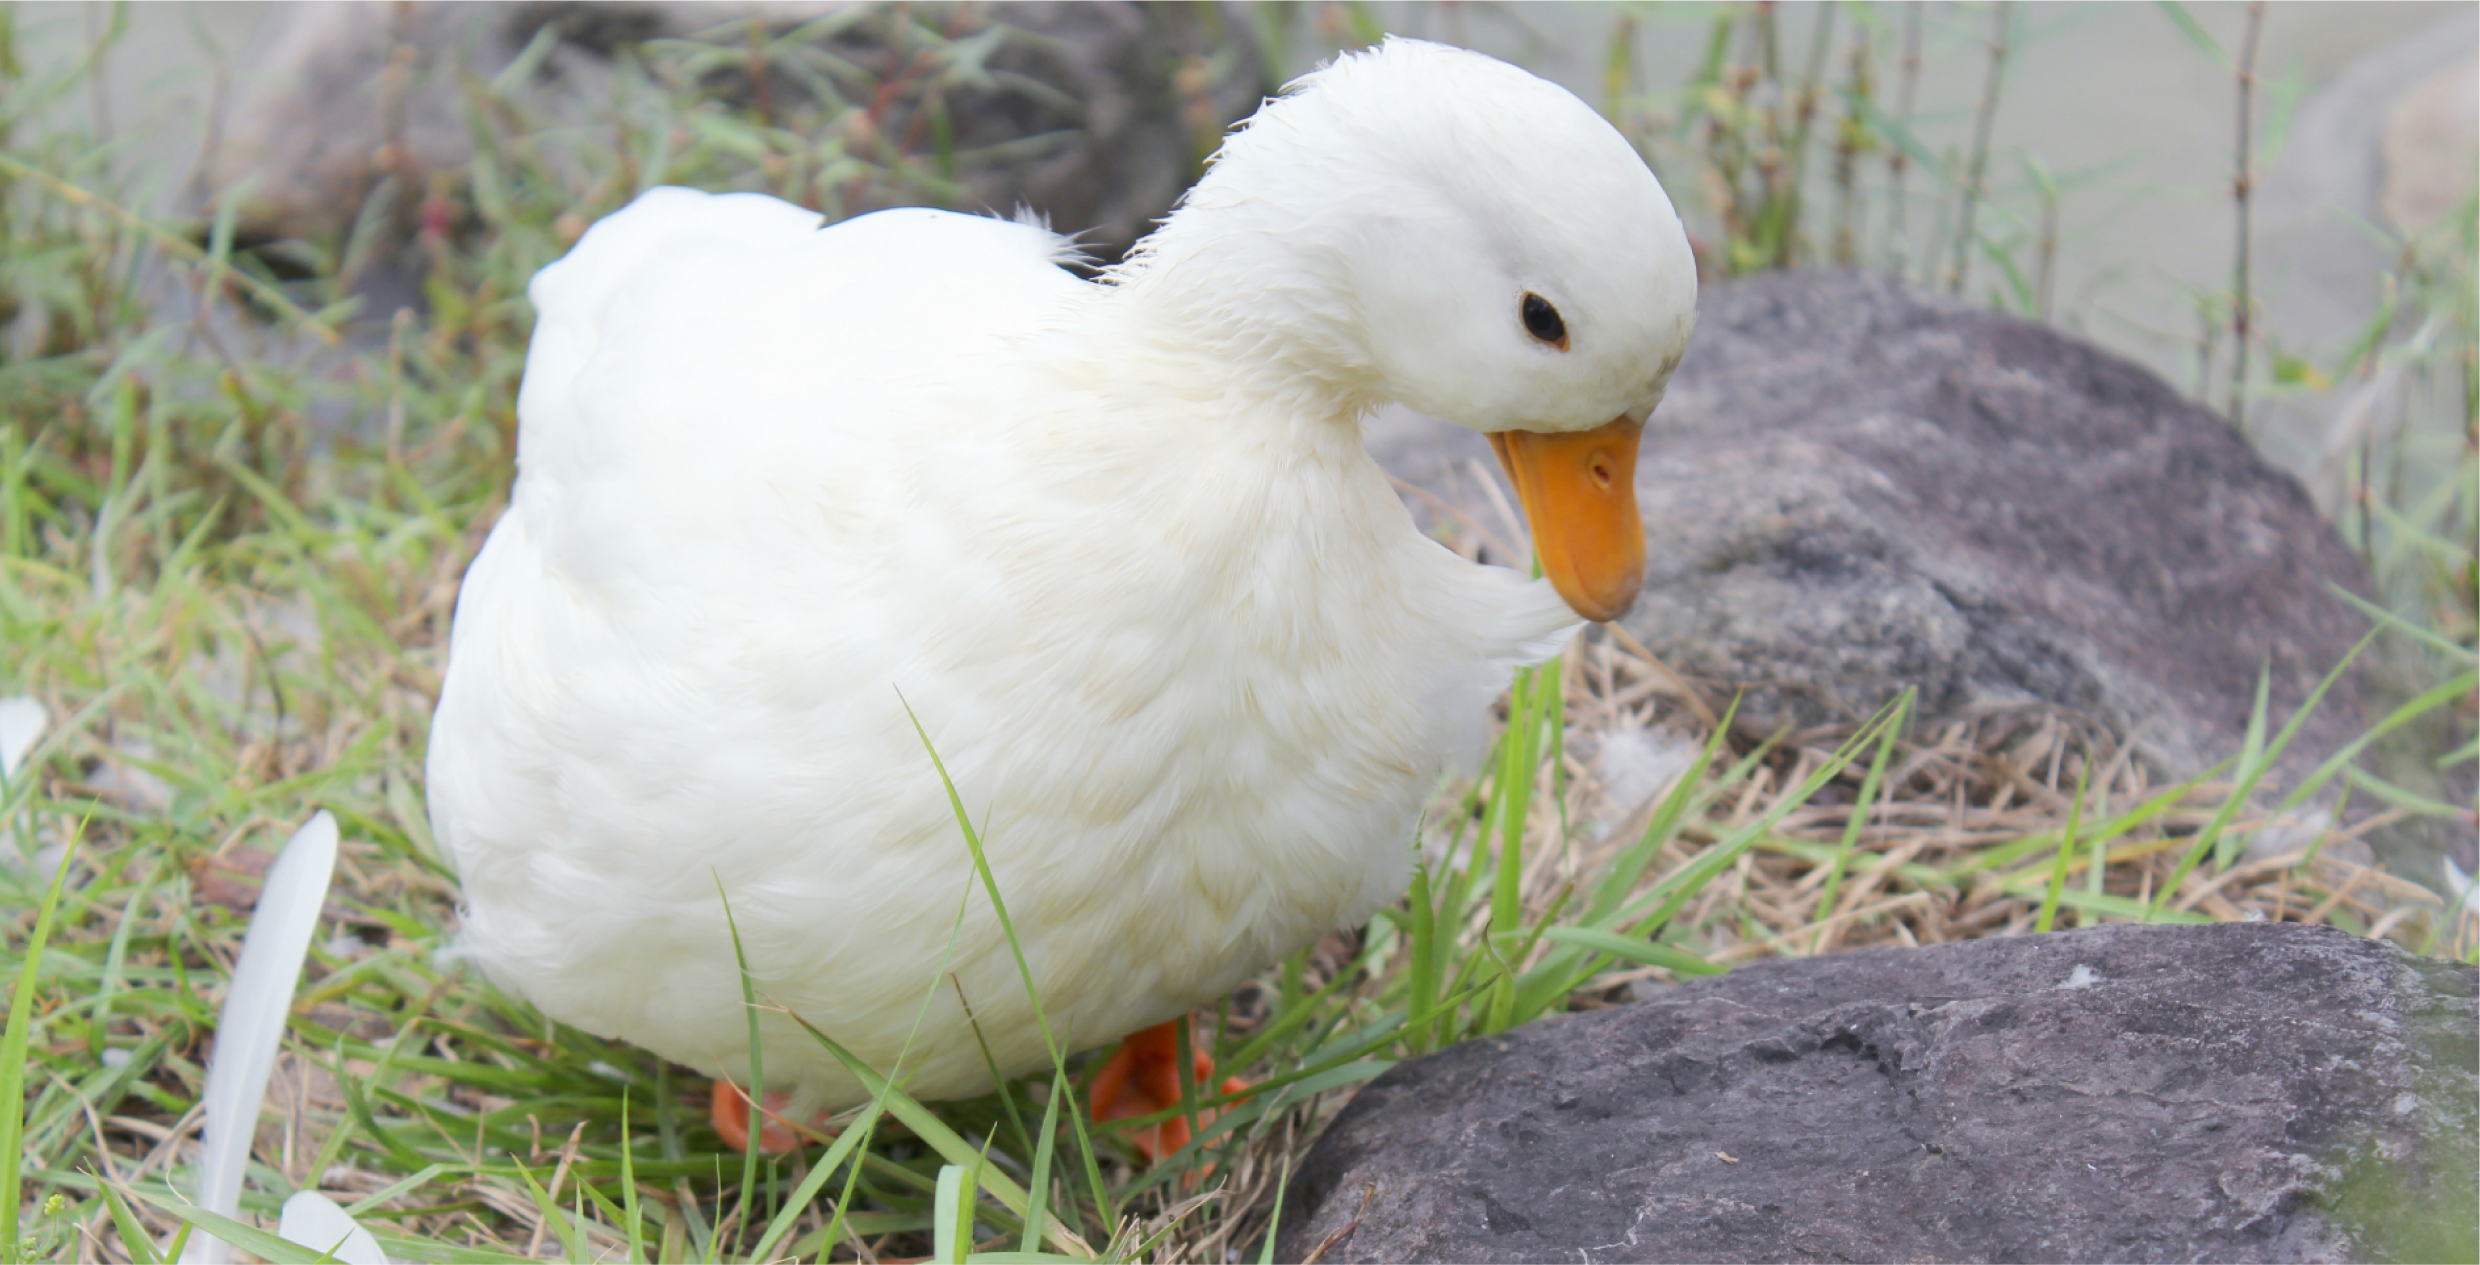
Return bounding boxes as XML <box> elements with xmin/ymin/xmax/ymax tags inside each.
<box><xmin>440</xmin><ymin>190</ymin><xmax>1094</xmax><ymax>819</ymax></box>
<box><xmin>512</xmin><ymin>189</ymin><xmax>1089</xmax><ymax>600</ymax></box>
<box><xmin>428</xmin><ymin>192</ymin><xmax>1091</xmax><ymax>1051</ymax></box>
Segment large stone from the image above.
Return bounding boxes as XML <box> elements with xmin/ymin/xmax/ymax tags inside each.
<box><xmin>1367</xmin><ymin>272</ymin><xmax>2376</xmax><ymax>783</ymax></box>
<box><xmin>2252</xmin><ymin>9</ymin><xmax>2476</xmax><ymax>350</ymax></box>
<box><xmin>2249</xmin><ymin>8</ymin><xmax>2476</xmax><ymax>499</ymax></box>
<box><xmin>205</xmin><ymin>2</ymin><xmax>1260</xmax><ymax>270</ymax></box>
<box><xmin>1275</xmin><ymin>923</ymin><xmax>2478</xmax><ymax>1264</ymax></box>
<box><xmin>2375</xmin><ymin>50</ymin><xmax>2476</xmax><ymax>268</ymax></box>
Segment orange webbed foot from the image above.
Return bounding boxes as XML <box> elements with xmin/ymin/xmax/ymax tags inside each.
<box><xmin>711</xmin><ymin>1080</ymin><xmax>830</xmax><ymax>1153</ymax></box>
<box><xmin>1088</xmin><ymin>1020</ymin><xmax>1250</xmax><ymax>1164</ymax></box>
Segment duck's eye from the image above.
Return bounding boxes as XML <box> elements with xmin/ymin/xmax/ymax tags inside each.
<box><xmin>1520</xmin><ymin>292</ymin><xmax>1568</xmax><ymax>350</ymax></box>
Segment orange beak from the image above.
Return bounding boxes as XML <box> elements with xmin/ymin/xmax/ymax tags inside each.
<box><xmin>1487</xmin><ymin>415</ymin><xmax>1645</xmax><ymax>622</ymax></box>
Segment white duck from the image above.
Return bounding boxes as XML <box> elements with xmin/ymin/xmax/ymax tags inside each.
<box><xmin>426</xmin><ymin>37</ymin><xmax>1695</xmax><ymax>1155</ymax></box>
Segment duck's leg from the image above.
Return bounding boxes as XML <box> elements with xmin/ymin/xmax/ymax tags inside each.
<box><xmin>711</xmin><ymin>1080</ymin><xmax>821</xmax><ymax>1153</ymax></box>
<box><xmin>1088</xmin><ymin>1020</ymin><xmax>1249</xmax><ymax>1163</ymax></box>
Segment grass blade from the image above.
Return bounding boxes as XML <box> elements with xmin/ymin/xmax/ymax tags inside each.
<box><xmin>2035</xmin><ymin>757</ymin><xmax>2091</xmax><ymax>934</ymax></box>
<box><xmin>1811</xmin><ymin>689</ymin><xmax>1913</xmax><ymax>952</ymax></box>
<box><xmin>900</xmin><ymin>695</ymin><xmax>1113</xmax><ymax>1237</ymax></box>
<box><xmin>1017</xmin><ymin>1068</ymin><xmax>1065</xmax><ymax>1255</ymax></box>
<box><xmin>934</xmin><ymin>1163</ymin><xmax>968</xmax><ymax>1264</ymax></box>
<box><xmin>785</xmin><ymin>1013</ymin><xmax>1078</xmax><ymax>1251</ymax></box>
<box><xmin>2155</xmin><ymin>1</ymin><xmax>2230</xmax><ymax>66</ymax></box>
<box><xmin>1538</xmin><ymin>926</ymin><xmax>1724</xmax><ymax>975</ymax></box>
<box><xmin>1</xmin><ymin>827</ymin><xmax>80</xmax><ymax>1259</ymax></box>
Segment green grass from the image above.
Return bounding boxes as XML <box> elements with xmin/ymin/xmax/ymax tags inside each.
<box><xmin>1</xmin><ymin>3</ymin><xmax>2472</xmax><ymax>1261</ymax></box>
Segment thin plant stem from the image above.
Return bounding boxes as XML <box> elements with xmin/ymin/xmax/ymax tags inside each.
<box><xmin>2037</xmin><ymin>198</ymin><xmax>2057</xmax><ymax>321</ymax></box>
<box><xmin>2229</xmin><ymin>0</ymin><xmax>2266</xmax><ymax>431</ymax></box>
<box><xmin>2025</xmin><ymin>154</ymin><xmax>2059</xmax><ymax>322</ymax></box>
<box><xmin>1771</xmin><ymin>0</ymin><xmax>1837</xmax><ymax>267</ymax></box>
<box><xmin>2198</xmin><ymin>298</ymin><xmax>2220</xmax><ymax>400</ymax></box>
<box><xmin>1948</xmin><ymin>2</ymin><xmax>2012</xmax><ymax>294</ymax></box>
<box><xmin>1887</xmin><ymin>1</ymin><xmax>1924</xmax><ymax>277</ymax></box>
<box><xmin>1832</xmin><ymin>24</ymin><xmax>1873</xmax><ymax>266</ymax></box>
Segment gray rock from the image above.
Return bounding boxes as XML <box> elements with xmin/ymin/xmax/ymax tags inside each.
<box><xmin>2250</xmin><ymin>8</ymin><xmax>2477</xmax><ymax>496</ymax></box>
<box><xmin>205</xmin><ymin>1</ymin><xmax>1261</xmax><ymax>270</ymax></box>
<box><xmin>2253</xmin><ymin>9</ymin><xmax>2475</xmax><ymax>359</ymax></box>
<box><xmin>1368</xmin><ymin>272</ymin><xmax>2376</xmax><ymax>782</ymax></box>
<box><xmin>2374</xmin><ymin>49</ymin><xmax>2477</xmax><ymax>205</ymax></box>
<box><xmin>1275</xmin><ymin>923</ymin><xmax>2479</xmax><ymax>1264</ymax></box>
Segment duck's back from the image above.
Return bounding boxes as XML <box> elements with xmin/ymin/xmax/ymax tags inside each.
<box><xmin>428</xmin><ymin>188</ymin><xmax>1565</xmax><ymax>1106</ymax></box>
<box><xmin>511</xmin><ymin>190</ymin><xmax>1087</xmax><ymax>606</ymax></box>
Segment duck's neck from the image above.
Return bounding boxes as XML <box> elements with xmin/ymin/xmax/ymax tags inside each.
<box><xmin>1103</xmin><ymin>193</ymin><xmax>1383</xmax><ymax>430</ymax></box>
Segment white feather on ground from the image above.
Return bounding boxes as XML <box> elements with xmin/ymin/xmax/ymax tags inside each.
<box><xmin>2446</xmin><ymin>855</ymin><xmax>2477</xmax><ymax>918</ymax></box>
<box><xmin>2</xmin><ymin>696</ymin><xmax>52</xmax><ymax>872</ymax></box>
<box><xmin>277</xmin><ymin>1190</ymin><xmax>387</xmax><ymax>1265</ymax></box>
<box><xmin>0</xmin><ymin>696</ymin><xmax>43</xmax><ymax>780</ymax></box>
<box><xmin>178</xmin><ymin>810</ymin><xmax>347</xmax><ymax>1265</ymax></box>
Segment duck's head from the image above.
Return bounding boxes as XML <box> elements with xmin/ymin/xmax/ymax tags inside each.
<box><xmin>1118</xmin><ymin>37</ymin><xmax>1697</xmax><ymax>622</ymax></box>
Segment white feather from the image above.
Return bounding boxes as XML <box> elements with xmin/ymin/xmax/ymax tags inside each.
<box><xmin>179</xmin><ymin>811</ymin><xmax>339</xmax><ymax>1265</ymax></box>
<box><xmin>0</xmin><ymin>695</ymin><xmax>43</xmax><ymax>781</ymax></box>
<box><xmin>277</xmin><ymin>1190</ymin><xmax>386</xmax><ymax>1265</ymax></box>
<box><xmin>1</xmin><ymin>696</ymin><xmax>46</xmax><ymax>862</ymax></box>
<box><xmin>2446</xmin><ymin>855</ymin><xmax>2476</xmax><ymax>916</ymax></box>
